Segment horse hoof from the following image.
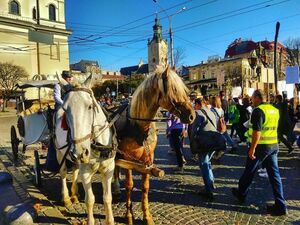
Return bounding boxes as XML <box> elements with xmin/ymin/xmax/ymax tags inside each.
<box><xmin>71</xmin><ymin>195</ymin><xmax>79</xmax><ymax>204</ymax></box>
<box><xmin>63</xmin><ymin>198</ymin><xmax>72</xmax><ymax>207</ymax></box>
<box><xmin>143</xmin><ymin>217</ymin><xmax>154</xmax><ymax>225</ymax></box>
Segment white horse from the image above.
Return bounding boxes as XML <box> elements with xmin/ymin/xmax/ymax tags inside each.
<box><xmin>55</xmin><ymin>75</ymin><xmax>115</xmax><ymax>225</ymax></box>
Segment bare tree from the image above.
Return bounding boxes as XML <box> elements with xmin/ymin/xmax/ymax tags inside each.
<box><xmin>224</xmin><ymin>64</ymin><xmax>242</xmax><ymax>94</ymax></box>
<box><xmin>284</xmin><ymin>37</ymin><xmax>300</xmax><ymax>66</ymax></box>
<box><xmin>0</xmin><ymin>62</ymin><xmax>28</xmax><ymax>111</ymax></box>
<box><xmin>173</xmin><ymin>47</ymin><xmax>186</xmax><ymax>68</ymax></box>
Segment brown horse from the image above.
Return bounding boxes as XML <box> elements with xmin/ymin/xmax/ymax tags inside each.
<box><xmin>113</xmin><ymin>66</ymin><xmax>195</xmax><ymax>225</ymax></box>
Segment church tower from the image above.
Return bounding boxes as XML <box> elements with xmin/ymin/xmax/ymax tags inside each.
<box><xmin>148</xmin><ymin>16</ymin><xmax>168</xmax><ymax>73</ymax></box>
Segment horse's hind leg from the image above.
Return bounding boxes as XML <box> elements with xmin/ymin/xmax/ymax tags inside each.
<box><xmin>70</xmin><ymin>166</ymin><xmax>79</xmax><ymax>204</ymax></box>
<box><xmin>112</xmin><ymin>165</ymin><xmax>121</xmax><ymax>198</ymax></box>
<box><xmin>101</xmin><ymin>162</ymin><xmax>115</xmax><ymax>225</ymax></box>
<box><xmin>142</xmin><ymin>173</ymin><xmax>154</xmax><ymax>225</ymax></box>
<box><xmin>125</xmin><ymin>169</ymin><xmax>134</xmax><ymax>225</ymax></box>
<box><xmin>80</xmin><ymin>164</ymin><xmax>95</xmax><ymax>225</ymax></box>
<box><xmin>60</xmin><ymin>164</ymin><xmax>72</xmax><ymax>207</ymax></box>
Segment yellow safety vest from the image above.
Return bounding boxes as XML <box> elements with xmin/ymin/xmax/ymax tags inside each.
<box><xmin>246</xmin><ymin>104</ymin><xmax>279</xmax><ymax>144</ymax></box>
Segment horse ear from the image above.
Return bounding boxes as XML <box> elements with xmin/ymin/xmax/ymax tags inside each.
<box><xmin>83</xmin><ymin>73</ymin><xmax>94</xmax><ymax>88</ymax></box>
<box><xmin>161</xmin><ymin>65</ymin><xmax>171</xmax><ymax>93</ymax></box>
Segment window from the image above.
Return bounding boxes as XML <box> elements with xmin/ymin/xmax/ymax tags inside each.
<box><xmin>32</xmin><ymin>7</ymin><xmax>36</xmax><ymax>20</ymax></box>
<box><xmin>9</xmin><ymin>1</ymin><xmax>20</xmax><ymax>15</ymax></box>
<box><xmin>49</xmin><ymin>4</ymin><xmax>56</xmax><ymax>21</ymax></box>
<box><xmin>50</xmin><ymin>44</ymin><xmax>59</xmax><ymax>60</ymax></box>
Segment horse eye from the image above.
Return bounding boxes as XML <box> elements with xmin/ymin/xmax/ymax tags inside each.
<box><xmin>88</xmin><ymin>105</ymin><xmax>92</xmax><ymax>110</ymax></box>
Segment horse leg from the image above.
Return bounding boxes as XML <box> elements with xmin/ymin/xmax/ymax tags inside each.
<box><xmin>141</xmin><ymin>173</ymin><xmax>153</xmax><ymax>225</ymax></box>
<box><xmin>125</xmin><ymin>169</ymin><xmax>134</xmax><ymax>225</ymax></box>
<box><xmin>101</xmin><ymin>162</ymin><xmax>115</xmax><ymax>225</ymax></box>
<box><xmin>60</xmin><ymin>164</ymin><xmax>72</xmax><ymax>207</ymax></box>
<box><xmin>70</xmin><ymin>166</ymin><xmax>79</xmax><ymax>204</ymax></box>
<box><xmin>112</xmin><ymin>165</ymin><xmax>121</xmax><ymax>198</ymax></box>
<box><xmin>80</xmin><ymin>164</ymin><xmax>95</xmax><ymax>225</ymax></box>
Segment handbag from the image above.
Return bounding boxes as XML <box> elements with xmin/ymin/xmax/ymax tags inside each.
<box><xmin>191</xmin><ymin>109</ymin><xmax>226</xmax><ymax>154</ymax></box>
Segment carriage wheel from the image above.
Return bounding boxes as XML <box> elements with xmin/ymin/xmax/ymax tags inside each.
<box><xmin>33</xmin><ymin>150</ymin><xmax>42</xmax><ymax>187</ymax></box>
<box><xmin>10</xmin><ymin>126</ymin><xmax>20</xmax><ymax>160</ymax></box>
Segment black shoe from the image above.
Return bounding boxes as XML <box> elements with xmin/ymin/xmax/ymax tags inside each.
<box><xmin>287</xmin><ymin>147</ymin><xmax>294</xmax><ymax>155</ymax></box>
<box><xmin>197</xmin><ymin>189</ymin><xmax>214</xmax><ymax>201</ymax></box>
<box><xmin>266</xmin><ymin>204</ymin><xmax>287</xmax><ymax>216</ymax></box>
<box><xmin>231</xmin><ymin>188</ymin><xmax>245</xmax><ymax>203</ymax></box>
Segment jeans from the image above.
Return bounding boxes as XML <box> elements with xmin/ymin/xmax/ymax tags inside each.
<box><xmin>238</xmin><ymin>144</ymin><xmax>286</xmax><ymax>210</ymax></box>
<box><xmin>199</xmin><ymin>151</ymin><xmax>215</xmax><ymax>193</ymax></box>
<box><xmin>230</xmin><ymin>123</ymin><xmax>238</xmax><ymax>137</ymax></box>
<box><xmin>170</xmin><ymin>129</ymin><xmax>184</xmax><ymax>167</ymax></box>
<box><xmin>222</xmin><ymin>131</ymin><xmax>236</xmax><ymax>147</ymax></box>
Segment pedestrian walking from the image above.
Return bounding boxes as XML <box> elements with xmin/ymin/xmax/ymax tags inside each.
<box><xmin>274</xmin><ymin>95</ymin><xmax>294</xmax><ymax>154</ymax></box>
<box><xmin>190</xmin><ymin>98</ymin><xmax>226</xmax><ymax>201</ymax></box>
<box><xmin>236</xmin><ymin>97</ymin><xmax>252</xmax><ymax>143</ymax></box>
<box><xmin>228</xmin><ymin>98</ymin><xmax>240</xmax><ymax>138</ymax></box>
<box><xmin>166</xmin><ymin>114</ymin><xmax>187</xmax><ymax>171</ymax></box>
<box><xmin>232</xmin><ymin>89</ymin><xmax>287</xmax><ymax>216</ymax></box>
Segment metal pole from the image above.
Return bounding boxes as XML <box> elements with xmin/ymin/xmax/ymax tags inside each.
<box><xmin>169</xmin><ymin>20</ymin><xmax>174</xmax><ymax>68</ymax></box>
<box><xmin>274</xmin><ymin>22</ymin><xmax>280</xmax><ymax>94</ymax></box>
<box><xmin>267</xmin><ymin>69</ymin><xmax>269</xmax><ymax>101</ymax></box>
<box><xmin>36</xmin><ymin>0</ymin><xmax>41</xmax><ymax>75</ymax></box>
<box><xmin>116</xmin><ymin>79</ymin><xmax>119</xmax><ymax>99</ymax></box>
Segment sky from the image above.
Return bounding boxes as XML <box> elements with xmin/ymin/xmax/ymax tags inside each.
<box><xmin>65</xmin><ymin>0</ymin><xmax>300</xmax><ymax>71</ymax></box>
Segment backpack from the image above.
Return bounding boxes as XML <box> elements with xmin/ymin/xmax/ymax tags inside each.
<box><xmin>218</xmin><ymin>117</ymin><xmax>227</xmax><ymax>133</ymax></box>
<box><xmin>189</xmin><ymin>108</ymin><xmax>226</xmax><ymax>154</ymax></box>
<box><xmin>212</xmin><ymin>108</ymin><xmax>227</xmax><ymax>133</ymax></box>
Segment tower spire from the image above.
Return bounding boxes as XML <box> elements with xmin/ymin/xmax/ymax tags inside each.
<box><xmin>152</xmin><ymin>15</ymin><xmax>163</xmax><ymax>43</ymax></box>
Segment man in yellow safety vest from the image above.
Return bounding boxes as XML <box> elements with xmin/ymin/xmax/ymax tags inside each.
<box><xmin>232</xmin><ymin>89</ymin><xmax>287</xmax><ymax>216</ymax></box>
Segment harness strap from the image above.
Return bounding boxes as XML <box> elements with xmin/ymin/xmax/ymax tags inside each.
<box><xmin>127</xmin><ymin>116</ymin><xmax>170</xmax><ymax>122</ymax></box>
<box><xmin>72</xmin><ymin>133</ymin><xmax>92</xmax><ymax>144</ymax></box>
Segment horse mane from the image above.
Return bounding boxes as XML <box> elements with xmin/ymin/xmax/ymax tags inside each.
<box><xmin>130</xmin><ymin>67</ymin><xmax>188</xmax><ymax>118</ymax></box>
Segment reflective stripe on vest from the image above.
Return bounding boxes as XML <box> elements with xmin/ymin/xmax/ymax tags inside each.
<box><xmin>247</xmin><ymin>104</ymin><xmax>279</xmax><ymax>144</ymax></box>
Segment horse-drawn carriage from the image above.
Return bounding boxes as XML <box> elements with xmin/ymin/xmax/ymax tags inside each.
<box><xmin>10</xmin><ymin>80</ymin><xmax>58</xmax><ymax>184</ymax></box>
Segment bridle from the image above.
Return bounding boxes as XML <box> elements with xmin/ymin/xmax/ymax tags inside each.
<box><xmin>62</xmin><ymin>87</ymin><xmax>103</xmax><ymax>145</ymax></box>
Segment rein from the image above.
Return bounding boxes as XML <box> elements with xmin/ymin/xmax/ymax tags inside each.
<box><xmin>128</xmin><ymin>100</ymin><xmax>185</xmax><ymax>122</ymax></box>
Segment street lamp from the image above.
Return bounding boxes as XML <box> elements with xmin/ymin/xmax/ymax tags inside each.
<box><xmin>247</xmin><ymin>42</ymin><xmax>270</xmax><ymax>92</ymax></box>
<box><xmin>154</xmin><ymin>1</ymin><xmax>186</xmax><ymax>68</ymax></box>
<box><xmin>248</xmin><ymin>49</ymin><xmax>259</xmax><ymax>89</ymax></box>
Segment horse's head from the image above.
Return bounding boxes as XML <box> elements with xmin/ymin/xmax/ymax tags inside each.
<box><xmin>61</xmin><ymin>75</ymin><xmax>110</xmax><ymax>163</ymax></box>
<box><xmin>156</xmin><ymin>66</ymin><xmax>195</xmax><ymax>124</ymax></box>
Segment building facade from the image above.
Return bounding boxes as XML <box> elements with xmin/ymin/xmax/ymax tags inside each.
<box><xmin>188</xmin><ymin>39</ymin><xmax>286</xmax><ymax>96</ymax></box>
<box><xmin>0</xmin><ymin>0</ymin><xmax>71</xmax><ymax>80</ymax></box>
<box><xmin>70</xmin><ymin>60</ymin><xmax>101</xmax><ymax>74</ymax></box>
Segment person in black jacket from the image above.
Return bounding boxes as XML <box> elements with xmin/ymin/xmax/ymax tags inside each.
<box><xmin>274</xmin><ymin>95</ymin><xmax>294</xmax><ymax>154</ymax></box>
<box><xmin>236</xmin><ymin>97</ymin><xmax>251</xmax><ymax>143</ymax></box>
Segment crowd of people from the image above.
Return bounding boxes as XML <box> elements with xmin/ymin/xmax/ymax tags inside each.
<box><xmin>166</xmin><ymin>89</ymin><xmax>300</xmax><ymax>216</ymax></box>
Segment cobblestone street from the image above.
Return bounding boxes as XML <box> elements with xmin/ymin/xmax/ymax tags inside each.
<box><xmin>0</xmin><ymin>117</ymin><xmax>300</xmax><ymax>224</ymax></box>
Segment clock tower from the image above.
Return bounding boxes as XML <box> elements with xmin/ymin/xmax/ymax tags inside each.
<box><xmin>148</xmin><ymin>16</ymin><xmax>168</xmax><ymax>73</ymax></box>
